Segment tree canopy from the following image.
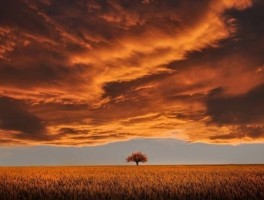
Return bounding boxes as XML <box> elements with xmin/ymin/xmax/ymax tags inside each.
<box><xmin>126</xmin><ymin>152</ymin><xmax>147</xmax><ymax>166</ymax></box>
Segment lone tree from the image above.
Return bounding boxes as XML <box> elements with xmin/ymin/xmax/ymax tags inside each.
<box><xmin>126</xmin><ymin>152</ymin><xmax>147</xmax><ymax>166</ymax></box>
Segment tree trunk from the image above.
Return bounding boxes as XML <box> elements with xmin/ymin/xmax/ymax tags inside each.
<box><xmin>136</xmin><ymin>162</ymin><xmax>139</xmax><ymax>166</ymax></box>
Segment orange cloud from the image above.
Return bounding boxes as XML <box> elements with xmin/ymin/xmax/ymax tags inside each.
<box><xmin>0</xmin><ymin>0</ymin><xmax>263</xmax><ymax>146</ymax></box>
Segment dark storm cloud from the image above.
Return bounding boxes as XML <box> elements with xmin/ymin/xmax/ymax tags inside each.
<box><xmin>0</xmin><ymin>96</ymin><xmax>46</xmax><ymax>139</ymax></box>
<box><xmin>207</xmin><ymin>84</ymin><xmax>264</xmax><ymax>125</ymax></box>
<box><xmin>41</xmin><ymin>0</ymin><xmax>211</xmax><ymax>41</ymax></box>
<box><xmin>206</xmin><ymin>83</ymin><xmax>264</xmax><ymax>142</ymax></box>
<box><xmin>167</xmin><ymin>0</ymin><xmax>264</xmax><ymax>74</ymax></box>
<box><xmin>0</xmin><ymin>59</ymin><xmax>86</xmax><ymax>89</ymax></box>
<box><xmin>0</xmin><ymin>0</ymin><xmax>56</xmax><ymax>38</ymax></box>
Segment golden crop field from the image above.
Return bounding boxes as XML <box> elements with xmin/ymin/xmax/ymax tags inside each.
<box><xmin>0</xmin><ymin>165</ymin><xmax>263</xmax><ymax>200</ymax></box>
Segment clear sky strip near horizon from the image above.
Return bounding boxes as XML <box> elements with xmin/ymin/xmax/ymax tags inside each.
<box><xmin>0</xmin><ymin>139</ymin><xmax>263</xmax><ymax>166</ymax></box>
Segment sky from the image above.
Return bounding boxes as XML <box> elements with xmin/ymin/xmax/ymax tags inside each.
<box><xmin>0</xmin><ymin>0</ymin><xmax>263</xmax><ymax>165</ymax></box>
<box><xmin>0</xmin><ymin>139</ymin><xmax>264</xmax><ymax>166</ymax></box>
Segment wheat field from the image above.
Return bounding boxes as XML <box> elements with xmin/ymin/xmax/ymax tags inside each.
<box><xmin>0</xmin><ymin>165</ymin><xmax>263</xmax><ymax>200</ymax></box>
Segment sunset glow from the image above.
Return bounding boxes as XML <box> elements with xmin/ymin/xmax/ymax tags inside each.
<box><xmin>0</xmin><ymin>0</ymin><xmax>263</xmax><ymax>146</ymax></box>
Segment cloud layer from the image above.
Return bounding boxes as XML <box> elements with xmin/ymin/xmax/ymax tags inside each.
<box><xmin>0</xmin><ymin>0</ymin><xmax>263</xmax><ymax>145</ymax></box>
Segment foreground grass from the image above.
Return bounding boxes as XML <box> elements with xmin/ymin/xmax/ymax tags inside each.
<box><xmin>0</xmin><ymin>165</ymin><xmax>263</xmax><ymax>200</ymax></box>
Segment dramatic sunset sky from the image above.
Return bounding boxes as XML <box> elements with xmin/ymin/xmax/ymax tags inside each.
<box><xmin>0</xmin><ymin>0</ymin><xmax>263</xmax><ymax>165</ymax></box>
